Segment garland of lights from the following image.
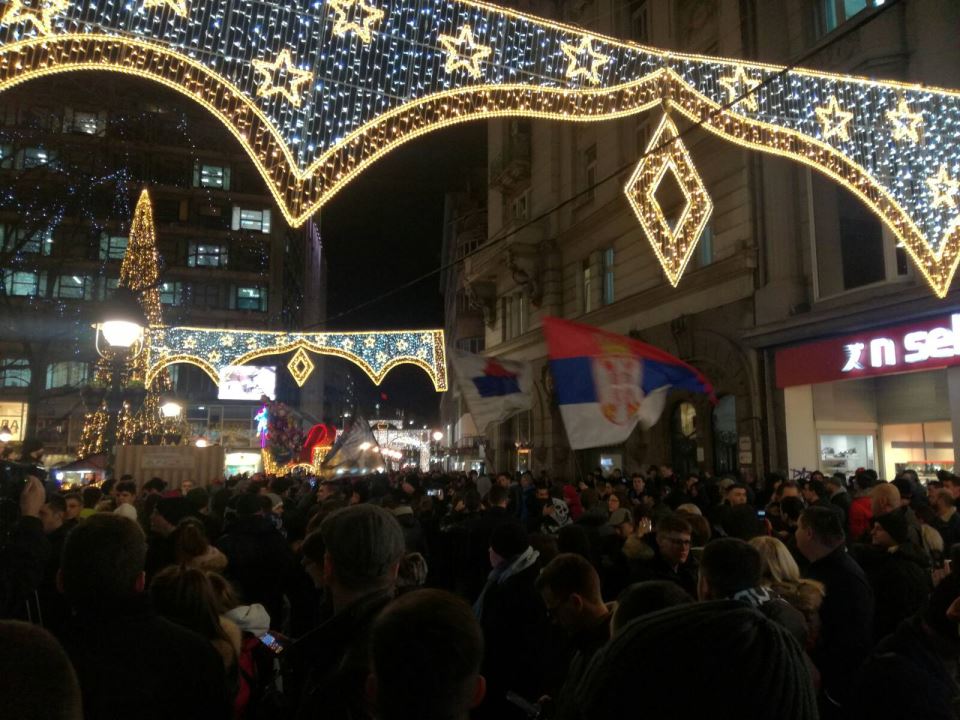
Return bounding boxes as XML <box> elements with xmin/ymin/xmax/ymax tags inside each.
<box><xmin>0</xmin><ymin>3</ymin><xmax>959</xmax><ymax>294</ymax></box>
<box><xmin>145</xmin><ymin>325</ymin><xmax>448</xmax><ymax>391</ymax></box>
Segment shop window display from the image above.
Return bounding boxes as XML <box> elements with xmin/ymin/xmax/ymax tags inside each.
<box><xmin>820</xmin><ymin>433</ymin><xmax>875</xmax><ymax>475</ymax></box>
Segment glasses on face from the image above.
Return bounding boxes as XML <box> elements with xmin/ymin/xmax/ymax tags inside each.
<box><xmin>663</xmin><ymin>536</ymin><xmax>692</xmax><ymax>547</ymax></box>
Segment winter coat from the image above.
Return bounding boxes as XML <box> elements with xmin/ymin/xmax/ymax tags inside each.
<box><xmin>856</xmin><ymin>544</ymin><xmax>932</xmax><ymax>642</ymax></box>
<box><xmin>59</xmin><ymin>597</ymin><xmax>229</xmax><ymax>720</ymax></box>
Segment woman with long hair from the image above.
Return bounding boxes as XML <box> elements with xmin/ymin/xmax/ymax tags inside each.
<box><xmin>173</xmin><ymin>517</ymin><xmax>228</xmax><ymax>572</ymax></box>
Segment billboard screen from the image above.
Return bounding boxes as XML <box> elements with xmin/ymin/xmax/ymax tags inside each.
<box><xmin>218</xmin><ymin>365</ymin><xmax>277</xmax><ymax>401</ymax></box>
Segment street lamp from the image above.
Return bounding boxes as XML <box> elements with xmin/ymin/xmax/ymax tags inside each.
<box><xmin>432</xmin><ymin>431</ymin><xmax>444</xmax><ymax>442</ymax></box>
<box><xmin>159</xmin><ymin>394</ymin><xmax>183</xmax><ymax>419</ymax></box>
<box><xmin>95</xmin><ymin>288</ymin><xmax>148</xmax><ymax>358</ymax></box>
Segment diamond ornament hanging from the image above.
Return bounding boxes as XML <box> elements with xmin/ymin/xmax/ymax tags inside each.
<box><xmin>287</xmin><ymin>347</ymin><xmax>315</xmax><ymax>387</ymax></box>
<box><xmin>624</xmin><ymin>112</ymin><xmax>714</xmax><ymax>287</ymax></box>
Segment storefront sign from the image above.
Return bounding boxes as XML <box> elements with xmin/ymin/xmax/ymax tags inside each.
<box><xmin>777</xmin><ymin>312</ymin><xmax>960</xmax><ymax>387</ymax></box>
<box><xmin>0</xmin><ymin>402</ymin><xmax>27</xmax><ymax>442</ymax></box>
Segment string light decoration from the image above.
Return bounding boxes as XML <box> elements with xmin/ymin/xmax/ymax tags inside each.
<box><xmin>439</xmin><ymin>25</ymin><xmax>492</xmax><ymax>80</ymax></box>
<box><xmin>0</xmin><ymin>1</ymin><xmax>959</xmax><ymax>293</ymax></box>
<box><xmin>252</xmin><ymin>50</ymin><xmax>314</xmax><ymax>108</ymax></box>
<box><xmin>286</xmin><ymin>347</ymin><xmax>315</xmax><ymax>387</ymax></box>
<box><xmin>78</xmin><ymin>189</ymin><xmax>180</xmax><ymax>457</ymax></box>
<box><xmin>624</xmin><ymin>112</ymin><xmax>714</xmax><ymax>287</ymax></box>
<box><xmin>145</xmin><ymin>326</ymin><xmax>448</xmax><ymax>392</ymax></box>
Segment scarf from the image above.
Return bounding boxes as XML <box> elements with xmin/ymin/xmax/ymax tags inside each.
<box><xmin>473</xmin><ymin>545</ymin><xmax>540</xmax><ymax>620</ymax></box>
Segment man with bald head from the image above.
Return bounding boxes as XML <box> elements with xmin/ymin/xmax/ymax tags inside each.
<box><xmin>866</xmin><ymin>482</ymin><xmax>924</xmax><ymax>553</ymax></box>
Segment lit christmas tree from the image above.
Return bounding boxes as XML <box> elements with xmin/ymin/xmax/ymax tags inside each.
<box><xmin>78</xmin><ymin>189</ymin><xmax>181</xmax><ymax>457</ymax></box>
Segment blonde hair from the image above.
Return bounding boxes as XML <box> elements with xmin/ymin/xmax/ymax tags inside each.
<box><xmin>749</xmin><ymin>536</ymin><xmax>800</xmax><ymax>585</ymax></box>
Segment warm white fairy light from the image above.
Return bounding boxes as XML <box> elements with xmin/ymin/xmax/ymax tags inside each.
<box><xmin>0</xmin><ymin>0</ymin><xmax>958</xmax><ymax>294</ymax></box>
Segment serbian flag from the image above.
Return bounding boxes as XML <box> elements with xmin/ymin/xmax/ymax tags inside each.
<box><xmin>543</xmin><ymin>317</ymin><xmax>715</xmax><ymax>450</ymax></box>
<box><xmin>451</xmin><ymin>350</ymin><xmax>532</xmax><ymax>431</ymax></box>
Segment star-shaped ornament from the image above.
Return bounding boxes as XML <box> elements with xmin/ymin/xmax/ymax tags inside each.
<box><xmin>252</xmin><ymin>50</ymin><xmax>314</xmax><ymax>107</ymax></box>
<box><xmin>142</xmin><ymin>0</ymin><xmax>188</xmax><ymax>18</ymax></box>
<box><xmin>438</xmin><ymin>24</ymin><xmax>491</xmax><ymax>79</ymax></box>
<box><xmin>327</xmin><ymin>0</ymin><xmax>383</xmax><ymax>45</ymax></box>
<box><xmin>814</xmin><ymin>96</ymin><xmax>854</xmax><ymax>142</ymax></box>
<box><xmin>718</xmin><ymin>65</ymin><xmax>761</xmax><ymax>113</ymax></box>
<box><xmin>560</xmin><ymin>36</ymin><xmax>610</xmax><ymax>86</ymax></box>
<box><xmin>0</xmin><ymin>0</ymin><xmax>69</xmax><ymax>36</ymax></box>
<box><xmin>927</xmin><ymin>165</ymin><xmax>959</xmax><ymax>210</ymax></box>
<box><xmin>885</xmin><ymin>98</ymin><xmax>923</xmax><ymax>144</ymax></box>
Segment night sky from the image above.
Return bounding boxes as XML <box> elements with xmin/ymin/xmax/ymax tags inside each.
<box><xmin>319</xmin><ymin>121</ymin><xmax>487</xmax><ymax>423</ymax></box>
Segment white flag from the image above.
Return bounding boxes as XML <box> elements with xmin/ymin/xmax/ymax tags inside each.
<box><xmin>451</xmin><ymin>350</ymin><xmax>532</xmax><ymax>432</ymax></box>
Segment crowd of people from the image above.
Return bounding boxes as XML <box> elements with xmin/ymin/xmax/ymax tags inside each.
<box><xmin>3</xmin><ymin>458</ymin><xmax>960</xmax><ymax>719</ymax></box>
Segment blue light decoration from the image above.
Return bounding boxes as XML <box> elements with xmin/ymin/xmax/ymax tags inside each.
<box><xmin>0</xmin><ymin>0</ymin><xmax>959</xmax><ymax>294</ymax></box>
<box><xmin>254</xmin><ymin>402</ymin><xmax>269</xmax><ymax>448</ymax></box>
<box><xmin>144</xmin><ymin>325</ymin><xmax>448</xmax><ymax>391</ymax></box>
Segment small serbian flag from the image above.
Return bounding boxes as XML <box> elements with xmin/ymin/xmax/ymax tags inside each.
<box><xmin>451</xmin><ymin>350</ymin><xmax>532</xmax><ymax>431</ymax></box>
<box><xmin>543</xmin><ymin>317</ymin><xmax>715</xmax><ymax>450</ymax></box>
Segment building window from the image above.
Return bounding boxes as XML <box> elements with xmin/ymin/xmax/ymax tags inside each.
<box><xmin>233</xmin><ymin>286</ymin><xmax>266</xmax><ymax>311</ymax></box>
<box><xmin>815</xmin><ymin>0</ymin><xmax>878</xmax><ymax>37</ymax></box>
<box><xmin>193</xmin><ymin>162</ymin><xmax>231</xmax><ymax>190</ymax></box>
<box><xmin>0</xmin><ymin>144</ymin><xmax>12</xmax><ymax>168</ymax></box>
<box><xmin>811</xmin><ymin>172</ymin><xmax>907</xmax><ymax>298</ymax></box>
<box><xmin>511</xmin><ymin>190</ymin><xmax>530</xmax><ymax>222</ymax></box>
<box><xmin>0</xmin><ymin>358</ymin><xmax>31</xmax><ymax>388</ymax></box>
<box><xmin>712</xmin><ymin>395</ymin><xmax>739</xmax><ymax>475</ymax></box>
<box><xmin>500</xmin><ymin>295</ymin><xmax>513</xmax><ymax>342</ymax></box>
<box><xmin>187</xmin><ymin>283</ymin><xmax>221</xmax><ymax>309</ymax></box>
<box><xmin>46</xmin><ymin>361</ymin><xmax>88</xmax><ymax>389</ymax></box>
<box><xmin>18</xmin><ymin>147</ymin><xmax>54</xmax><ymax>169</ymax></box>
<box><xmin>581</xmin><ymin>144</ymin><xmax>597</xmax><ymax>202</ymax></box>
<box><xmin>671</xmin><ymin>401</ymin><xmax>699</xmax><ymax>478</ymax></box>
<box><xmin>2</xmin><ymin>226</ymin><xmax>53</xmax><ymax>256</ymax></box>
<box><xmin>102</xmin><ymin>277</ymin><xmax>120</xmax><ymax>299</ymax></box>
<box><xmin>54</xmin><ymin>275</ymin><xmax>94</xmax><ymax>300</ymax></box>
<box><xmin>630</xmin><ymin>0</ymin><xmax>649</xmax><ymax>43</ymax></box>
<box><xmin>693</xmin><ymin>223</ymin><xmax>714</xmax><ymax>270</ymax></box>
<box><xmin>64</xmin><ymin>109</ymin><xmax>106</xmax><ymax>136</ymax></box>
<box><xmin>159</xmin><ymin>281</ymin><xmax>182</xmax><ymax>306</ymax></box>
<box><xmin>2</xmin><ymin>270</ymin><xmax>42</xmax><ymax>296</ymax></box>
<box><xmin>232</xmin><ymin>207</ymin><xmax>272</xmax><ymax>234</ymax></box>
<box><xmin>602</xmin><ymin>247</ymin><xmax>615</xmax><ymax>305</ymax></box>
<box><xmin>582</xmin><ymin>257</ymin><xmax>594</xmax><ymax>314</ymax></box>
<box><xmin>99</xmin><ymin>234</ymin><xmax>128</xmax><ymax>260</ymax></box>
<box><xmin>455</xmin><ymin>336</ymin><xmax>484</xmax><ymax>353</ymax></box>
<box><xmin>187</xmin><ymin>242</ymin><xmax>228</xmax><ymax>268</ymax></box>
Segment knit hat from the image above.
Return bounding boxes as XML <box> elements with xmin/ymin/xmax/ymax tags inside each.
<box><xmin>489</xmin><ymin>521</ymin><xmax>529</xmax><ymax>559</ymax></box>
<box><xmin>320</xmin><ymin>505</ymin><xmax>406</xmax><ymax>585</ymax></box>
<box><xmin>155</xmin><ymin>497</ymin><xmax>192</xmax><ymax>526</ymax></box>
<box><xmin>577</xmin><ymin>600</ymin><xmax>817</xmax><ymax>720</ymax></box>
<box><xmin>875</xmin><ymin>511</ymin><xmax>909</xmax><ymax>545</ymax></box>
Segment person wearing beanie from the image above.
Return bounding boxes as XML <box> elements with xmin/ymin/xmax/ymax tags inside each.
<box><xmin>472</xmin><ymin>521</ymin><xmax>552</xmax><ymax>719</ymax></box>
<box><xmin>849</xmin><ymin>574</ymin><xmax>960</xmax><ymax>720</ymax></box>
<box><xmin>291</xmin><ymin>504</ymin><xmax>406</xmax><ymax>720</ymax></box>
<box><xmin>577</xmin><ymin>600</ymin><xmax>818</xmax><ymax>720</ymax></box>
<box><xmin>852</xmin><ymin>511</ymin><xmax>932</xmax><ymax>642</ymax></box>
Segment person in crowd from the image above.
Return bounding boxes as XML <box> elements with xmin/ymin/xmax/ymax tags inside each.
<box><xmin>534</xmin><ymin>482</ymin><xmax>572</xmax><ymax>535</ymax></box>
<box><xmin>145</xmin><ymin>496</ymin><xmax>193</xmax><ymax>578</ymax></box>
<box><xmin>941</xmin><ymin>472</ymin><xmax>960</xmax><ymax>501</ymax></box>
<box><xmin>368</xmin><ymin>589</ymin><xmax>486</xmax><ymax>720</ymax></box>
<box><xmin>62</xmin><ymin>492</ymin><xmax>82</xmax><ymax>529</ymax></box>
<box><xmin>795</xmin><ymin>506</ymin><xmax>874</xmax><ymax>715</ymax></box>
<box><xmin>750</xmin><ymin>536</ymin><xmax>825</xmax><ymax>649</ymax></box>
<box><xmin>577</xmin><ymin>601</ymin><xmax>818</xmax><ymax>719</ymax></box>
<box><xmin>207</xmin><ymin>572</ymin><xmax>271</xmax><ymax>638</ymax></box>
<box><xmin>630</xmin><ymin>513</ymin><xmax>699</xmax><ymax>597</ymax></box>
<box><xmin>217</xmin><ymin>493</ymin><xmax>299</xmax><ymax>624</ymax></box>
<box><xmin>825</xmin><ymin>474</ymin><xmax>850</xmax><ymax>525</ymax></box>
<box><xmin>848</xmin><ymin>471</ymin><xmax>875</xmax><ymax>541</ymax></box>
<box><xmin>150</xmin><ymin>565</ymin><xmax>241</xmax><ymax>673</ymax></box>
<box><xmin>291</xmin><ymin>504</ymin><xmax>406</xmax><ymax>720</ymax></box>
<box><xmin>534</xmin><ymin>554</ymin><xmax>612</xmax><ymax>720</ymax></box>
<box><xmin>0</xmin><ymin>620</ymin><xmax>82</xmax><ymax>720</ymax></box>
<box><xmin>854</xmin><ymin>511</ymin><xmax>931</xmax><ymax>641</ymax></box>
<box><xmin>0</xmin><ymin>476</ymin><xmax>49</xmax><ymax>620</ymax></box>
<box><xmin>57</xmin><ymin>514</ymin><xmax>227</xmax><ymax>720</ymax></box>
<box><xmin>79</xmin><ymin>486</ymin><xmax>101</xmax><ymax>519</ymax></box>
<box><xmin>803</xmin><ymin>479</ymin><xmax>842</xmax><ymax>520</ymax></box>
<box><xmin>396</xmin><ymin>551</ymin><xmax>429</xmax><ymax>594</ymax></box>
<box><xmin>113</xmin><ymin>479</ymin><xmax>138</xmax><ymax>522</ymax></box>
<box><xmin>931</xmin><ymin>487</ymin><xmax>960</xmax><ymax>550</ymax></box>
<box><xmin>37</xmin><ymin>494</ymin><xmax>72</xmax><ymax>632</ymax></box>
<box><xmin>611</xmin><ymin>580</ymin><xmax>693</xmax><ymax>634</ymax></box>
<box><xmin>870</xmin><ymin>482</ymin><xmax>924</xmax><ymax>552</ymax></box>
<box><xmin>473</xmin><ymin>520</ymin><xmax>551</xmax><ymax>719</ymax></box>
<box><xmin>699</xmin><ymin>537</ymin><xmax>808</xmax><ymax>646</ymax></box>
<box><xmin>173</xmin><ymin>516</ymin><xmax>228</xmax><ymax>572</ymax></box>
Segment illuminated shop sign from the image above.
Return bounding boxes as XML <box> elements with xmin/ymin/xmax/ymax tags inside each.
<box><xmin>776</xmin><ymin>312</ymin><xmax>960</xmax><ymax>388</ymax></box>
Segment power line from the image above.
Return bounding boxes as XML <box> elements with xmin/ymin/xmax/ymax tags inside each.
<box><xmin>324</xmin><ymin>0</ymin><xmax>906</xmax><ymax>324</ymax></box>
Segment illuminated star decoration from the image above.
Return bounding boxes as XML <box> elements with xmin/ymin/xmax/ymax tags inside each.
<box><xmin>560</xmin><ymin>36</ymin><xmax>611</xmax><ymax>86</ymax></box>
<box><xmin>718</xmin><ymin>65</ymin><xmax>761</xmax><ymax>113</ymax></box>
<box><xmin>142</xmin><ymin>0</ymin><xmax>188</xmax><ymax>19</ymax></box>
<box><xmin>251</xmin><ymin>50</ymin><xmax>314</xmax><ymax>107</ymax></box>
<box><xmin>438</xmin><ymin>24</ymin><xmax>492</xmax><ymax>79</ymax></box>
<box><xmin>0</xmin><ymin>0</ymin><xmax>69</xmax><ymax>35</ymax></box>
<box><xmin>327</xmin><ymin>0</ymin><xmax>383</xmax><ymax>45</ymax></box>
<box><xmin>886</xmin><ymin>98</ymin><xmax>923</xmax><ymax>144</ymax></box>
<box><xmin>927</xmin><ymin>165</ymin><xmax>959</xmax><ymax>210</ymax></box>
<box><xmin>814</xmin><ymin>96</ymin><xmax>855</xmax><ymax>142</ymax></box>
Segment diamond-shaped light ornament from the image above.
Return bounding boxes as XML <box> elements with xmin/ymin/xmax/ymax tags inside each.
<box><xmin>624</xmin><ymin>113</ymin><xmax>714</xmax><ymax>286</ymax></box>
<box><xmin>287</xmin><ymin>347</ymin><xmax>315</xmax><ymax>387</ymax></box>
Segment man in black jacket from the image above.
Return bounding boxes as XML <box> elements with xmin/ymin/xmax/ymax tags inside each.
<box><xmin>58</xmin><ymin>514</ymin><xmax>227</xmax><ymax>720</ymax></box>
<box><xmin>797</xmin><ymin>506</ymin><xmax>874</xmax><ymax>718</ymax></box>
<box><xmin>0</xmin><ymin>476</ymin><xmax>49</xmax><ymax>621</ymax></box>
<box><xmin>291</xmin><ymin>503</ymin><xmax>407</xmax><ymax>720</ymax></box>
